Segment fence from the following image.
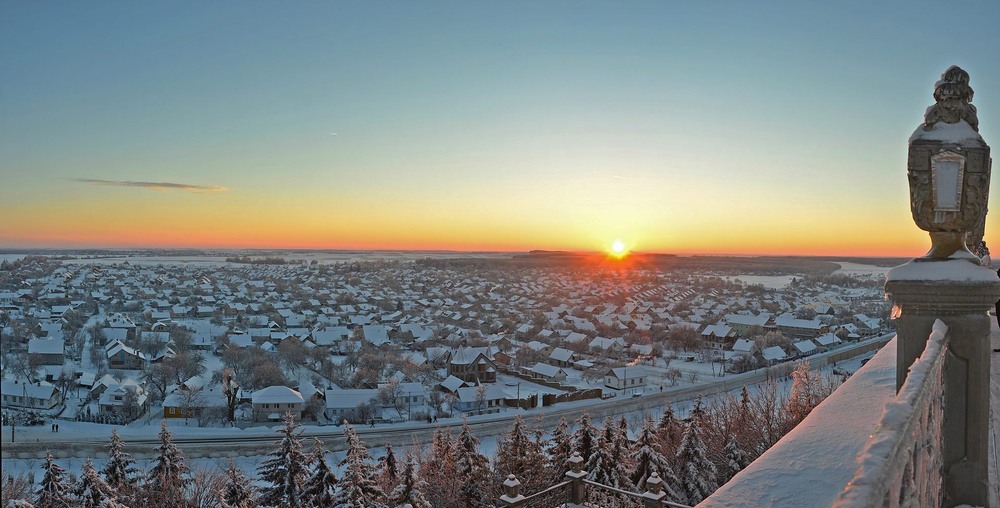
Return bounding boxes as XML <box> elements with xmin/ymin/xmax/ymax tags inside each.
<box><xmin>497</xmin><ymin>452</ymin><xmax>691</xmax><ymax>508</ymax></box>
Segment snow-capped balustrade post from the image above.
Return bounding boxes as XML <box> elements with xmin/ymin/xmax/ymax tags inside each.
<box><xmin>565</xmin><ymin>451</ymin><xmax>587</xmax><ymax>504</ymax></box>
<box><xmin>499</xmin><ymin>474</ymin><xmax>526</xmax><ymax>507</ymax></box>
<box><xmin>885</xmin><ymin>65</ymin><xmax>997</xmax><ymax>508</ymax></box>
<box><xmin>640</xmin><ymin>471</ymin><xmax>666</xmax><ymax>508</ymax></box>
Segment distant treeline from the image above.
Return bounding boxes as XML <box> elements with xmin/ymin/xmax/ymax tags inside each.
<box><xmin>225</xmin><ymin>256</ymin><xmax>308</xmax><ymax>265</ymax></box>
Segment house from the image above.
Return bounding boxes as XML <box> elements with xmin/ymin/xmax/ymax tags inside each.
<box><xmin>792</xmin><ymin>339</ymin><xmax>818</xmax><ymax>357</ymax></box>
<box><xmin>549</xmin><ymin>347</ymin><xmax>575</xmax><ymax>368</ymax></box>
<box><xmin>528</xmin><ymin>362</ymin><xmax>568</xmax><ymax>382</ymax></box>
<box><xmin>448</xmin><ymin>346</ymin><xmax>497</xmax><ymax>384</ymax></box>
<box><xmin>722</xmin><ymin>313</ymin><xmax>771</xmax><ymax>336</ymax></box>
<box><xmin>731</xmin><ymin>338</ymin><xmax>758</xmax><ymax>356</ymax></box>
<box><xmin>324</xmin><ymin>388</ymin><xmax>378</xmax><ymax>422</ymax></box>
<box><xmin>761</xmin><ymin>346</ymin><xmax>788</xmax><ymax>364</ymax></box>
<box><xmin>701</xmin><ymin>323</ymin><xmax>737</xmax><ymax>350</ymax></box>
<box><xmin>439</xmin><ymin>375</ymin><xmax>467</xmax><ymax>393</ymax></box>
<box><xmin>589</xmin><ymin>336</ymin><xmax>625</xmax><ymax>353</ymax></box>
<box><xmin>162</xmin><ymin>387</ymin><xmax>226</xmax><ymax>419</ymax></box>
<box><xmin>361</xmin><ymin>325</ymin><xmax>390</xmax><ymax>347</ymax></box>
<box><xmin>252</xmin><ymin>386</ymin><xmax>304</xmax><ymax>421</ymax></box>
<box><xmin>0</xmin><ymin>380</ymin><xmax>60</xmax><ymax>409</ymax></box>
<box><xmin>773</xmin><ymin>315</ymin><xmax>827</xmax><ymax>339</ymax></box>
<box><xmin>99</xmin><ymin>381</ymin><xmax>148</xmax><ymax>418</ymax></box>
<box><xmin>604</xmin><ymin>366</ymin><xmax>647</xmax><ymax>390</ymax></box>
<box><xmin>27</xmin><ymin>338</ymin><xmax>65</xmax><ymax>365</ymax></box>
<box><xmin>452</xmin><ymin>384</ymin><xmax>507</xmax><ymax>413</ymax></box>
<box><xmin>106</xmin><ymin>340</ymin><xmax>147</xmax><ymax>370</ymax></box>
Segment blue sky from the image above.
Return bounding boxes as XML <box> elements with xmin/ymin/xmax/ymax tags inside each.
<box><xmin>1</xmin><ymin>1</ymin><xmax>998</xmax><ymax>253</ymax></box>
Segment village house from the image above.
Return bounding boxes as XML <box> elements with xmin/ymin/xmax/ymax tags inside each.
<box><xmin>448</xmin><ymin>346</ymin><xmax>497</xmax><ymax>384</ymax></box>
<box><xmin>105</xmin><ymin>340</ymin><xmax>146</xmax><ymax>370</ymax></box>
<box><xmin>27</xmin><ymin>338</ymin><xmax>65</xmax><ymax>365</ymax></box>
<box><xmin>604</xmin><ymin>366</ymin><xmax>647</xmax><ymax>391</ymax></box>
<box><xmin>252</xmin><ymin>385</ymin><xmax>304</xmax><ymax>421</ymax></box>
<box><xmin>0</xmin><ymin>380</ymin><xmax>60</xmax><ymax>410</ymax></box>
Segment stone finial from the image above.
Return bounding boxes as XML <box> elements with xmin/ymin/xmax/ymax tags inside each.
<box><xmin>567</xmin><ymin>451</ymin><xmax>584</xmax><ymax>473</ymax></box>
<box><xmin>923</xmin><ymin>65</ymin><xmax>979</xmax><ymax>131</ymax></box>
<box><xmin>503</xmin><ymin>474</ymin><xmax>521</xmax><ymax>497</ymax></box>
<box><xmin>645</xmin><ymin>471</ymin><xmax>663</xmax><ymax>494</ymax></box>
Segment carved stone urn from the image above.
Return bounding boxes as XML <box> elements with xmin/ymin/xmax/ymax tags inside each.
<box><xmin>907</xmin><ymin>66</ymin><xmax>992</xmax><ymax>262</ymax></box>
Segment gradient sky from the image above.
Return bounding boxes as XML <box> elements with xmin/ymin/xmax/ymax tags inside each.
<box><xmin>2</xmin><ymin>1</ymin><xmax>998</xmax><ymax>255</ymax></box>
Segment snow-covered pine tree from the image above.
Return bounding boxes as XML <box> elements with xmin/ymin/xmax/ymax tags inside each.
<box><xmin>612</xmin><ymin>415</ymin><xmax>633</xmax><ymax>469</ymax></box>
<box><xmin>570</xmin><ymin>411</ymin><xmax>598</xmax><ymax>465</ymax></box>
<box><xmin>419</xmin><ymin>427</ymin><xmax>461</xmax><ymax>508</ymax></box>
<box><xmin>585</xmin><ymin>418</ymin><xmax>629</xmax><ymax>489</ymax></box>
<box><xmin>73</xmin><ymin>459</ymin><xmax>116</xmax><ymax>508</ymax></box>
<box><xmin>721</xmin><ymin>433</ymin><xmax>750</xmax><ymax>483</ymax></box>
<box><xmin>333</xmin><ymin>422</ymin><xmax>386</xmax><ymax>508</ymax></box>
<box><xmin>674</xmin><ymin>408</ymin><xmax>718</xmax><ymax>505</ymax></box>
<box><xmin>257</xmin><ymin>412</ymin><xmax>308</xmax><ymax>508</ymax></box>
<box><xmin>35</xmin><ymin>451</ymin><xmax>70</xmax><ymax>508</ymax></box>
<box><xmin>218</xmin><ymin>459</ymin><xmax>257</xmax><ymax>508</ymax></box>
<box><xmin>454</xmin><ymin>418</ymin><xmax>492</xmax><ymax>507</ymax></box>
<box><xmin>8</xmin><ymin>501</ymin><xmax>36</xmax><ymax>508</ymax></box>
<box><xmin>493</xmin><ymin>413</ymin><xmax>548</xmax><ymax>495</ymax></box>
<box><xmin>376</xmin><ymin>444</ymin><xmax>398</xmax><ymax>495</ymax></box>
<box><xmin>389</xmin><ymin>451</ymin><xmax>431</xmax><ymax>508</ymax></box>
<box><xmin>101</xmin><ymin>428</ymin><xmax>138</xmax><ymax>502</ymax></box>
<box><xmin>656</xmin><ymin>405</ymin><xmax>682</xmax><ymax>458</ymax></box>
<box><xmin>146</xmin><ymin>420</ymin><xmax>190</xmax><ymax>507</ymax></box>
<box><xmin>302</xmin><ymin>438</ymin><xmax>337</xmax><ymax>507</ymax></box>
<box><xmin>630</xmin><ymin>416</ymin><xmax>681</xmax><ymax>500</ymax></box>
<box><xmin>545</xmin><ymin>417</ymin><xmax>573</xmax><ymax>483</ymax></box>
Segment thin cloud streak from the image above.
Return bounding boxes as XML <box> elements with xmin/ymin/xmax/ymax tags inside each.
<box><xmin>73</xmin><ymin>178</ymin><xmax>228</xmax><ymax>193</ymax></box>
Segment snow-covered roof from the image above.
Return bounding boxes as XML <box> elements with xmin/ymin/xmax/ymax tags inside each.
<box><xmin>762</xmin><ymin>346</ymin><xmax>787</xmax><ymax>361</ymax></box>
<box><xmin>27</xmin><ymin>338</ymin><xmax>64</xmax><ymax>355</ymax></box>
<box><xmin>252</xmin><ymin>386</ymin><xmax>304</xmax><ymax>404</ymax></box>
<box><xmin>529</xmin><ymin>362</ymin><xmax>566</xmax><ymax>378</ymax></box>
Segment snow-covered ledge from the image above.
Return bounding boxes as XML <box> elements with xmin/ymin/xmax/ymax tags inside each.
<box><xmin>832</xmin><ymin>320</ymin><xmax>947</xmax><ymax>507</ymax></box>
<box><xmin>699</xmin><ymin>337</ymin><xmax>899</xmax><ymax>507</ymax></box>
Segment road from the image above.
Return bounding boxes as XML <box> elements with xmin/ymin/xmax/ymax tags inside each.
<box><xmin>1</xmin><ymin>334</ymin><xmax>892</xmax><ymax>460</ymax></box>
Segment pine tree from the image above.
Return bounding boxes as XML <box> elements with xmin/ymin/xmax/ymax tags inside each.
<box><xmin>722</xmin><ymin>433</ymin><xmax>750</xmax><ymax>483</ymax></box>
<box><xmin>493</xmin><ymin>414</ymin><xmax>548</xmax><ymax>495</ymax></box>
<box><xmin>612</xmin><ymin>415</ymin><xmax>633</xmax><ymax>470</ymax></box>
<box><xmin>390</xmin><ymin>452</ymin><xmax>431</xmax><ymax>508</ymax></box>
<box><xmin>101</xmin><ymin>429</ymin><xmax>138</xmax><ymax>502</ymax></box>
<box><xmin>419</xmin><ymin>427</ymin><xmax>461</xmax><ymax>508</ymax></box>
<box><xmin>257</xmin><ymin>412</ymin><xmax>308</xmax><ymax>508</ymax></box>
<box><xmin>376</xmin><ymin>444</ymin><xmax>398</xmax><ymax>494</ymax></box>
<box><xmin>35</xmin><ymin>452</ymin><xmax>70</xmax><ymax>508</ymax></box>
<box><xmin>585</xmin><ymin>418</ymin><xmax>630</xmax><ymax>489</ymax></box>
<box><xmin>545</xmin><ymin>418</ymin><xmax>573</xmax><ymax>483</ymax></box>
<box><xmin>146</xmin><ymin>420</ymin><xmax>190</xmax><ymax>507</ymax></box>
<box><xmin>302</xmin><ymin>439</ymin><xmax>337</xmax><ymax>507</ymax></box>
<box><xmin>674</xmin><ymin>412</ymin><xmax>718</xmax><ymax>504</ymax></box>
<box><xmin>219</xmin><ymin>460</ymin><xmax>257</xmax><ymax>508</ymax></box>
<box><xmin>73</xmin><ymin>459</ymin><xmax>116</xmax><ymax>508</ymax></box>
<box><xmin>334</xmin><ymin>423</ymin><xmax>386</xmax><ymax>508</ymax></box>
<box><xmin>454</xmin><ymin>418</ymin><xmax>492</xmax><ymax>507</ymax></box>
<box><xmin>630</xmin><ymin>416</ymin><xmax>681</xmax><ymax>499</ymax></box>
<box><xmin>656</xmin><ymin>405</ymin><xmax>682</xmax><ymax>458</ymax></box>
<box><xmin>571</xmin><ymin>411</ymin><xmax>598</xmax><ymax>465</ymax></box>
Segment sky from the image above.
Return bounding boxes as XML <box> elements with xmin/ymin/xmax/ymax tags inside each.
<box><xmin>1</xmin><ymin>1</ymin><xmax>998</xmax><ymax>256</ymax></box>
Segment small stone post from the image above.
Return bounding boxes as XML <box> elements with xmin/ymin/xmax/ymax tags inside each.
<box><xmin>641</xmin><ymin>471</ymin><xmax>667</xmax><ymax>508</ymax></box>
<box><xmin>565</xmin><ymin>451</ymin><xmax>587</xmax><ymax>505</ymax></box>
<box><xmin>498</xmin><ymin>474</ymin><xmax>525</xmax><ymax>507</ymax></box>
<box><xmin>887</xmin><ymin>65</ymin><xmax>997</xmax><ymax>507</ymax></box>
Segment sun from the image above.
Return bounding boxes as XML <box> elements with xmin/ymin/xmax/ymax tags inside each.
<box><xmin>610</xmin><ymin>239</ymin><xmax>628</xmax><ymax>258</ymax></box>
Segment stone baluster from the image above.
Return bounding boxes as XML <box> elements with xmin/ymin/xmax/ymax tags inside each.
<box><xmin>641</xmin><ymin>471</ymin><xmax>667</xmax><ymax>508</ymax></box>
<box><xmin>565</xmin><ymin>451</ymin><xmax>587</xmax><ymax>504</ymax></box>
<box><xmin>498</xmin><ymin>474</ymin><xmax>525</xmax><ymax>507</ymax></box>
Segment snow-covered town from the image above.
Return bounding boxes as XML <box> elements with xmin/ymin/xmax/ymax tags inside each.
<box><xmin>0</xmin><ymin>251</ymin><xmax>900</xmax><ymax>506</ymax></box>
<box><xmin>0</xmin><ymin>253</ymin><xmax>890</xmax><ymax>432</ymax></box>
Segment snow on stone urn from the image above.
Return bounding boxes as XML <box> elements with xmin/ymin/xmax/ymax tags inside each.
<box><xmin>907</xmin><ymin>65</ymin><xmax>992</xmax><ymax>262</ymax></box>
